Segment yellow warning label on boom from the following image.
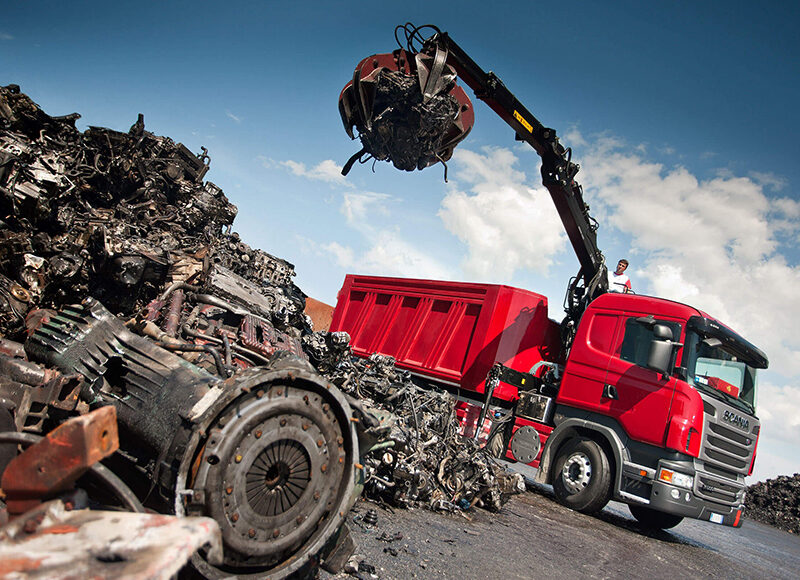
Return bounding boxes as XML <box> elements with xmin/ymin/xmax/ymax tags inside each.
<box><xmin>513</xmin><ymin>110</ymin><xmax>533</xmax><ymax>133</ymax></box>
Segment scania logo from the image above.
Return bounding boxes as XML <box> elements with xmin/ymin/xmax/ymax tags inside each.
<box><xmin>723</xmin><ymin>410</ymin><xmax>749</xmax><ymax>431</ymax></box>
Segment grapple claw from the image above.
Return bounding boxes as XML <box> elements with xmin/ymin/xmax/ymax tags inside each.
<box><xmin>338</xmin><ymin>45</ymin><xmax>473</xmax><ymax>175</ymax></box>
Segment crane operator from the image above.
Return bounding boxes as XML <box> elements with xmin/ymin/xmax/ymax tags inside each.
<box><xmin>608</xmin><ymin>259</ymin><xmax>632</xmax><ymax>293</ymax></box>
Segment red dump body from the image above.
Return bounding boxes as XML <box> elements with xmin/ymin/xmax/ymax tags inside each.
<box><xmin>330</xmin><ymin>275</ymin><xmax>562</xmax><ymax>402</ymax></box>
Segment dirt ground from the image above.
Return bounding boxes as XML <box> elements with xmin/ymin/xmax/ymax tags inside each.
<box><xmin>323</xmin><ymin>483</ymin><xmax>800</xmax><ymax>580</ymax></box>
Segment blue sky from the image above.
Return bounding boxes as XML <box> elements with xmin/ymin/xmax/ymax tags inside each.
<box><xmin>3</xmin><ymin>1</ymin><xmax>799</xmax><ymax>481</ymax></box>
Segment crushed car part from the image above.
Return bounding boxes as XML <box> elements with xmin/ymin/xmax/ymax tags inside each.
<box><xmin>24</xmin><ymin>298</ymin><xmax>359</xmax><ymax>578</ymax></box>
<box><xmin>311</xmin><ymin>345</ymin><xmax>525</xmax><ymax>512</ymax></box>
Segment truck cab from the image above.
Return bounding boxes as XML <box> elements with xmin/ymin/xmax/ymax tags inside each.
<box><xmin>538</xmin><ymin>293</ymin><xmax>765</xmax><ymax>528</ymax></box>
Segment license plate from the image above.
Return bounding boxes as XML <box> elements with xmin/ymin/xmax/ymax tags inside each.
<box><xmin>709</xmin><ymin>513</ymin><xmax>724</xmax><ymax>524</ymax></box>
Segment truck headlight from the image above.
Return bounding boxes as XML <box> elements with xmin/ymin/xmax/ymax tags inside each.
<box><xmin>658</xmin><ymin>468</ymin><xmax>694</xmax><ymax>489</ymax></box>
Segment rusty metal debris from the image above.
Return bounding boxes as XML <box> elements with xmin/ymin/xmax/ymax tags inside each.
<box><xmin>312</xmin><ymin>348</ymin><xmax>526</xmax><ymax>512</ymax></box>
<box><xmin>0</xmin><ymin>84</ymin><xmax>522</xmax><ymax>577</ymax></box>
<box><xmin>1</xmin><ymin>406</ymin><xmax>118</xmax><ymax>516</ymax></box>
<box><xmin>0</xmin><ymin>408</ymin><xmax>221</xmax><ymax>578</ymax></box>
<box><xmin>0</xmin><ymin>84</ymin><xmax>357</xmax><ymax>578</ymax></box>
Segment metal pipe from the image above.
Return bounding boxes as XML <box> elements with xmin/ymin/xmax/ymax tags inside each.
<box><xmin>182</xmin><ymin>324</ymin><xmax>271</xmax><ymax>366</ymax></box>
<box><xmin>231</xmin><ymin>343</ymin><xmax>270</xmax><ymax>365</ymax></box>
<box><xmin>221</xmin><ymin>333</ymin><xmax>232</xmax><ymax>368</ymax></box>
<box><xmin>0</xmin><ymin>353</ymin><xmax>54</xmax><ymax>386</ymax></box>
<box><xmin>157</xmin><ymin>282</ymin><xmax>200</xmax><ymax>303</ymax></box>
<box><xmin>365</xmin><ymin>473</ymin><xmax>396</xmax><ymax>488</ymax></box>
<box><xmin>188</xmin><ymin>293</ymin><xmax>249</xmax><ymax>316</ymax></box>
<box><xmin>181</xmin><ymin>325</ymin><xmax>223</xmax><ymax>346</ymax></box>
<box><xmin>164</xmin><ymin>288</ymin><xmax>184</xmax><ymax>337</ymax></box>
<box><xmin>365</xmin><ymin>440</ymin><xmax>396</xmax><ymax>454</ymax></box>
<box><xmin>0</xmin><ymin>338</ymin><xmax>25</xmax><ymax>359</ymax></box>
<box><xmin>155</xmin><ymin>342</ymin><xmax>228</xmax><ymax>378</ymax></box>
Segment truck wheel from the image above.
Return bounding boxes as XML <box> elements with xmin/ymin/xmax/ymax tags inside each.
<box><xmin>552</xmin><ymin>438</ymin><xmax>612</xmax><ymax>514</ymax></box>
<box><xmin>629</xmin><ymin>505</ymin><xmax>683</xmax><ymax>530</ymax></box>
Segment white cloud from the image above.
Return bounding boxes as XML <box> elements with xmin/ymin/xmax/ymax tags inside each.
<box><xmin>757</xmin><ymin>381</ymin><xmax>800</xmax><ymax>447</ymax></box>
<box><xmin>225</xmin><ymin>110</ymin><xmax>242</xmax><ymax>123</ymax></box>
<box><xmin>0</xmin><ymin>33</ymin><xmax>13</xmax><ymax>41</ymax></box>
<box><xmin>769</xmin><ymin>197</ymin><xmax>800</xmax><ymax>241</ymax></box>
<box><xmin>303</xmin><ymin>187</ymin><xmax>453</xmax><ymax>282</ymax></box>
<box><xmin>577</xmin><ymin>135</ymin><xmax>800</xmax><ymax>378</ymax></box>
<box><xmin>750</xmin><ymin>445</ymin><xmax>799</xmax><ymax>483</ymax></box>
<box><xmin>341</xmin><ymin>191</ymin><xmax>391</xmax><ymax>225</ymax></box>
<box><xmin>262</xmin><ymin>157</ymin><xmax>351</xmax><ymax>187</ymax></box>
<box><xmin>321</xmin><ymin>241</ymin><xmax>354</xmax><ymax>268</ymax></box>
<box><xmin>750</xmin><ymin>171</ymin><xmax>788</xmax><ymax>192</ymax></box>
<box><xmin>438</xmin><ymin>147</ymin><xmax>567</xmax><ymax>281</ymax></box>
<box><xmin>772</xmin><ymin>197</ymin><xmax>800</xmax><ymax>220</ymax></box>
<box><xmin>349</xmin><ymin>231</ymin><xmax>453</xmax><ymax>279</ymax></box>
<box><xmin>316</xmin><ymin>225</ymin><xmax>452</xmax><ymax>281</ymax></box>
<box><xmin>563</xmin><ymin>126</ymin><xmax>587</xmax><ymax>148</ymax></box>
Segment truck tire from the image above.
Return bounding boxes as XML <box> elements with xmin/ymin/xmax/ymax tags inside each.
<box><xmin>552</xmin><ymin>438</ymin><xmax>612</xmax><ymax>514</ymax></box>
<box><xmin>629</xmin><ymin>505</ymin><xmax>683</xmax><ymax>530</ymax></box>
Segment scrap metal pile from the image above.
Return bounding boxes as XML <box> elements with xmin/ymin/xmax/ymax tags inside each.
<box><xmin>0</xmin><ymin>83</ymin><xmax>356</xmax><ymax>579</ymax></box>
<box><xmin>746</xmin><ymin>473</ymin><xmax>800</xmax><ymax>534</ymax></box>
<box><xmin>0</xmin><ymin>84</ymin><xmax>521</xmax><ymax>578</ymax></box>
<box><xmin>313</xmin><ymin>350</ymin><xmax>525</xmax><ymax>512</ymax></box>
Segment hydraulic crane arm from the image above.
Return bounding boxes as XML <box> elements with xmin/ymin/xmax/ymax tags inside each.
<box><xmin>338</xmin><ymin>23</ymin><xmax>608</xmax><ymax>326</ymax></box>
<box><xmin>423</xmin><ymin>31</ymin><xmax>606</xmax><ymax>298</ymax></box>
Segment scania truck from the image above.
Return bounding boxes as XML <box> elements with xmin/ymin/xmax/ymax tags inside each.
<box><xmin>334</xmin><ymin>24</ymin><xmax>768</xmax><ymax>529</ymax></box>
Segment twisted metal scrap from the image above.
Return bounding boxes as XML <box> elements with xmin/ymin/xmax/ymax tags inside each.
<box><xmin>314</xmin><ymin>347</ymin><xmax>525</xmax><ymax>512</ymax></box>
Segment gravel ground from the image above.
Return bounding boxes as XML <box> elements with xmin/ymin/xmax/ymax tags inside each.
<box><xmin>322</xmin><ymin>483</ymin><xmax>800</xmax><ymax>580</ymax></box>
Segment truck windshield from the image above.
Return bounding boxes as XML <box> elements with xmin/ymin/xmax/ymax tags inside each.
<box><xmin>683</xmin><ymin>330</ymin><xmax>758</xmax><ymax>414</ymax></box>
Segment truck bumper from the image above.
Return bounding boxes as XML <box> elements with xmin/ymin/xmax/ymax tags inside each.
<box><xmin>648</xmin><ymin>479</ymin><xmax>744</xmax><ymax>527</ymax></box>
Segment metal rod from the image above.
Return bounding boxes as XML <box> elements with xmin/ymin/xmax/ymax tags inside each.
<box><xmin>474</xmin><ymin>364</ymin><xmax>500</xmax><ymax>441</ymax></box>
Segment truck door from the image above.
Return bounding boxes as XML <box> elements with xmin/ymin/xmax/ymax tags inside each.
<box><xmin>558</xmin><ymin>312</ymin><xmax>621</xmax><ymax>412</ymax></box>
<box><xmin>604</xmin><ymin>318</ymin><xmax>681</xmax><ymax>447</ymax></box>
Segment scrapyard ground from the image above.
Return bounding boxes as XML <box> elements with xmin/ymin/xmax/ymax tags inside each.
<box><xmin>325</xmin><ymin>478</ymin><xmax>800</xmax><ymax>580</ymax></box>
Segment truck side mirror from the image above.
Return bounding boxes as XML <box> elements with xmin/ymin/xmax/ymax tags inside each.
<box><xmin>647</xmin><ymin>323</ymin><xmax>674</xmax><ymax>375</ymax></box>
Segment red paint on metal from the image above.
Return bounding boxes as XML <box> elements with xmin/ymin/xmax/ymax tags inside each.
<box><xmin>0</xmin><ymin>557</ymin><xmax>45</xmax><ymax>573</ymax></box>
<box><xmin>562</xmin><ymin>293</ymin><xmax>706</xmax><ymax>450</ymax></box>
<box><xmin>37</xmin><ymin>524</ymin><xmax>79</xmax><ymax>535</ymax></box>
<box><xmin>331</xmin><ymin>275</ymin><xmax>561</xmax><ymax>401</ymax></box>
<box><xmin>508</xmin><ymin>416</ymin><xmax>554</xmax><ymax>466</ymax></box>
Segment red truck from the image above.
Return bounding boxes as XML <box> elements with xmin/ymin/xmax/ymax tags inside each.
<box><xmin>335</xmin><ymin>24</ymin><xmax>768</xmax><ymax>529</ymax></box>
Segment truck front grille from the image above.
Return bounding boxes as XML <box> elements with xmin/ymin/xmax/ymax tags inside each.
<box><xmin>694</xmin><ymin>395</ymin><xmax>758</xmax><ymax>506</ymax></box>
<box><xmin>697</xmin><ymin>475</ymin><xmax>740</xmax><ymax>503</ymax></box>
